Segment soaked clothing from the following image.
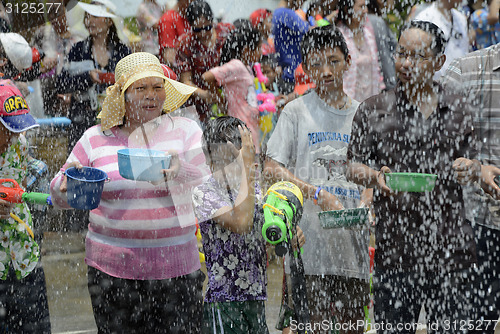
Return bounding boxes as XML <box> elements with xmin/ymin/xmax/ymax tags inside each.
<box><xmin>192</xmin><ymin>177</ymin><xmax>267</xmax><ymax>303</ymax></box>
<box><xmin>88</xmin><ymin>266</ymin><xmax>204</xmax><ymax>334</ymax></box>
<box><xmin>304</xmin><ymin>275</ymin><xmax>369</xmax><ymax>332</ymax></box>
<box><xmin>0</xmin><ymin>263</ymin><xmax>51</xmax><ymax>333</ymax></box>
<box><xmin>266</xmin><ymin>91</ymin><xmax>369</xmax><ymax>279</ymax></box>
<box><xmin>0</xmin><ymin>136</ymin><xmax>50</xmax><ymax>333</ymax></box>
<box><xmin>348</xmin><ymin>82</ymin><xmax>478</xmax><ymax>272</ymax></box>
<box><xmin>441</xmin><ymin>43</ymin><xmax>500</xmax><ymax>229</ymax></box>
<box><xmin>50</xmin><ymin>116</ymin><xmax>207</xmax><ymax>280</ymax></box>
<box><xmin>440</xmin><ymin>43</ymin><xmax>500</xmax><ymax>332</ymax></box>
<box><xmin>56</xmin><ymin>37</ymin><xmax>130</xmax><ymax>151</ymax></box>
<box><xmin>374</xmin><ymin>267</ymin><xmax>472</xmax><ymax>334</ymax></box>
<box><xmin>0</xmin><ymin>136</ymin><xmax>40</xmax><ymax>280</ymax></box>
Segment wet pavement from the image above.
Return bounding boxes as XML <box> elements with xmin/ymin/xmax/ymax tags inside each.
<box><xmin>42</xmin><ymin>232</ymin><xmax>498</xmax><ymax>334</ymax></box>
<box><xmin>42</xmin><ymin>231</ymin><xmax>286</xmax><ymax>334</ymax></box>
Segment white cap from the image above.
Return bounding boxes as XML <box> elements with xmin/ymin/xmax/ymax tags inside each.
<box><xmin>77</xmin><ymin>1</ymin><xmax>116</xmax><ymax>18</ymax></box>
<box><xmin>0</xmin><ymin>33</ymin><xmax>32</xmax><ymax>71</ymax></box>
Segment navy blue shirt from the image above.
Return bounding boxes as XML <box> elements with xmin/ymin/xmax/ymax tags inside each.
<box><xmin>272</xmin><ymin>8</ymin><xmax>309</xmax><ymax>83</ymax></box>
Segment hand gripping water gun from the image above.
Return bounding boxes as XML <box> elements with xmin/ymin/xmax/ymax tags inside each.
<box><xmin>262</xmin><ymin>181</ymin><xmax>303</xmax><ymax>256</ymax></box>
<box><xmin>253</xmin><ymin>63</ymin><xmax>276</xmax><ymax>138</ymax></box>
<box><xmin>0</xmin><ymin>179</ymin><xmax>53</xmax><ymax>206</ymax></box>
<box><xmin>261</xmin><ymin>181</ymin><xmax>310</xmax><ymax>334</ymax></box>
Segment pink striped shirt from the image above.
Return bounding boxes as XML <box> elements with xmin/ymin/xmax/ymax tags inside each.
<box><xmin>50</xmin><ymin>115</ymin><xmax>209</xmax><ymax>280</ymax></box>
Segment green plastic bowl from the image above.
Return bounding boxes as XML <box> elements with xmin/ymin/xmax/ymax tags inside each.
<box><xmin>385</xmin><ymin>172</ymin><xmax>437</xmax><ymax>192</ymax></box>
<box><xmin>318</xmin><ymin>208</ymin><xmax>369</xmax><ymax>229</ymax></box>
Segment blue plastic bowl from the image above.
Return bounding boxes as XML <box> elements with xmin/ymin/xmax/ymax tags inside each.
<box><xmin>65</xmin><ymin>167</ymin><xmax>107</xmax><ymax>210</ymax></box>
<box><xmin>117</xmin><ymin>148</ymin><xmax>171</xmax><ymax>182</ymax></box>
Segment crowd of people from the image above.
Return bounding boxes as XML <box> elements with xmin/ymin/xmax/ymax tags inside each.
<box><xmin>0</xmin><ymin>0</ymin><xmax>499</xmax><ymax>333</ymax></box>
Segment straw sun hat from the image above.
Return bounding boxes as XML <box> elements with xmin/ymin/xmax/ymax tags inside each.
<box><xmin>98</xmin><ymin>52</ymin><xmax>196</xmax><ymax>131</ymax></box>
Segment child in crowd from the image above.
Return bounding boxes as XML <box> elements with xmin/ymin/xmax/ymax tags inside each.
<box><xmin>260</xmin><ymin>54</ymin><xmax>280</xmax><ymax>95</ymax></box>
<box><xmin>264</xmin><ymin>25</ymin><xmax>371</xmax><ymax>334</ymax></box>
<box><xmin>201</xmin><ymin>25</ymin><xmax>263</xmax><ymax>152</ymax></box>
<box><xmin>258</xmin><ymin>54</ymin><xmax>282</xmax><ymax>151</ymax></box>
<box><xmin>0</xmin><ymin>80</ymin><xmax>51</xmax><ymax>333</ymax></box>
<box><xmin>192</xmin><ymin>116</ymin><xmax>267</xmax><ymax>333</ymax></box>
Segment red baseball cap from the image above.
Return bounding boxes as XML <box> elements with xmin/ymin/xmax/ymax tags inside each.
<box><xmin>250</xmin><ymin>9</ymin><xmax>272</xmax><ymax>27</ymax></box>
<box><xmin>0</xmin><ymin>80</ymin><xmax>38</xmax><ymax>133</ymax></box>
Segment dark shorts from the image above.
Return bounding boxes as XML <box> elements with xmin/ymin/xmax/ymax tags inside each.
<box><xmin>88</xmin><ymin>266</ymin><xmax>205</xmax><ymax>334</ymax></box>
<box><xmin>0</xmin><ymin>263</ymin><xmax>51</xmax><ymax>333</ymax></box>
<box><xmin>285</xmin><ymin>274</ymin><xmax>369</xmax><ymax>333</ymax></box>
<box><xmin>202</xmin><ymin>300</ymin><xmax>269</xmax><ymax>334</ymax></box>
<box><xmin>374</xmin><ymin>268</ymin><xmax>472</xmax><ymax>334</ymax></box>
<box><xmin>467</xmin><ymin>224</ymin><xmax>500</xmax><ymax>334</ymax></box>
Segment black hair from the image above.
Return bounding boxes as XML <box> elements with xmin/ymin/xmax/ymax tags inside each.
<box><xmin>260</xmin><ymin>53</ymin><xmax>278</xmax><ymax>68</ymax></box>
<box><xmin>185</xmin><ymin>0</ymin><xmax>214</xmax><ymax>26</ymax></box>
<box><xmin>219</xmin><ymin>25</ymin><xmax>262</xmax><ymax>65</ymax></box>
<box><xmin>399</xmin><ymin>20</ymin><xmax>447</xmax><ymax>56</ymax></box>
<box><xmin>335</xmin><ymin>0</ymin><xmax>354</xmax><ymax>26</ymax></box>
<box><xmin>84</xmin><ymin>12</ymin><xmax>122</xmax><ymax>47</ymax></box>
<box><xmin>107</xmin><ymin>22</ymin><xmax>121</xmax><ymax>47</ymax></box>
<box><xmin>233</xmin><ymin>18</ymin><xmax>252</xmax><ymax>30</ymax></box>
<box><xmin>202</xmin><ymin>116</ymin><xmax>248</xmax><ymax>152</ymax></box>
<box><xmin>367</xmin><ymin>0</ymin><xmax>381</xmax><ymax>15</ymax></box>
<box><xmin>300</xmin><ymin>24</ymin><xmax>349</xmax><ymax>64</ymax></box>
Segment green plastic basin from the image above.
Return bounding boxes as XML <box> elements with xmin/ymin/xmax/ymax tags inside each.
<box><xmin>318</xmin><ymin>208</ymin><xmax>369</xmax><ymax>229</ymax></box>
<box><xmin>385</xmin><ymin>172</ymin><xmax>437</xmax><ymax>192</ymax></box>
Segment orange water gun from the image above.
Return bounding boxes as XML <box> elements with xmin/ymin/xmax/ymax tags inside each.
<box><xmin>0</xmin><ymin>179</ymin><xmax>52</xmax><ymax>206</ymax></box>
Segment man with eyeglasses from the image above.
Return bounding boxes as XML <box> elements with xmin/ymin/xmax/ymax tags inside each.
<box><xmin>415</xmin><ymin>0</ymin><xmax>470</xmax><ymax>79</ymax></box>
<box><xmin>441</xmin><ymin>38</ymin><xmax>500</xmax><ymax>333</ymax></box>
<box><xmin>347</xmin><ymin>20</ymin><xmax>480</xmax><ymax>333</ymax></box>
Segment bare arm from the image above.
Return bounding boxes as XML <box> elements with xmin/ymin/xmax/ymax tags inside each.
<box><xmin>161</xmin><ymin>47</ymin><xmax>177</xmax><ymax>68</ymax></box>
<box><xmin>201</xmin><ymin>71</ymin><xmax>222</xmax><ymax>105</ymax></box>
<box><xmin>263</xmin><ymin>157</ymin><xmax>344</xmax><ymax>211</ymax></box>
<box><xmin>346</xmin><ymin>162</ymin><xmax>392</xmax><ymax>196</ymax></box>
<box><xmin>487</xmin><ymin>0</ymin><xmax>500</xmax><ymax>26</ymax></box>
<box><xmin>180</xmin><ymin>70</ymin><xmax>215</xmax><ymax>104</ymax></box>
<box><xmin>211</xmin><ymin>127</ymin><xmax>257</xmax><ymax>234</ymax></box>
<box><xmin>360</xmin><ymin>188</ymin><xmax>373</xmax><ymax>208</ymax></box>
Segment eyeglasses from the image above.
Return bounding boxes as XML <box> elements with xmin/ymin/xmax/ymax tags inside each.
<box><xmin>393</xmin><ymin>50</ymin><xmax>433</xmax><ymax>64</ymax></box>
<box><xmin>192</xmin><ymin>25</ymin><xmax>213</xmax><ymax>33</ymax></box>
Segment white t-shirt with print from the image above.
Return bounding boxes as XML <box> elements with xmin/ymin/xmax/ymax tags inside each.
<box><xmin>266</xmin><ymin>91</ymin><xmax>369</xmax><ymax>279</ymax></box>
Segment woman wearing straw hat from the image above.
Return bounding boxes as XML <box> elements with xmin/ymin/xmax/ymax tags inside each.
<box><xmin>50</xmin><ymin>52</ymin><xmax>208</xmax><ymax>333</ymax></box>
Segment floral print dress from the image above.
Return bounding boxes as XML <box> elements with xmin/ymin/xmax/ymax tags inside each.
<box><xmin>192</xmin><ymin>177</ymin><xmax>267</xmax><ymax>303</ymax></box>
<box><xmin>0</xmin><ymin>135</ymin><xmax>39</xmax><ymax>280</ymax></box>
